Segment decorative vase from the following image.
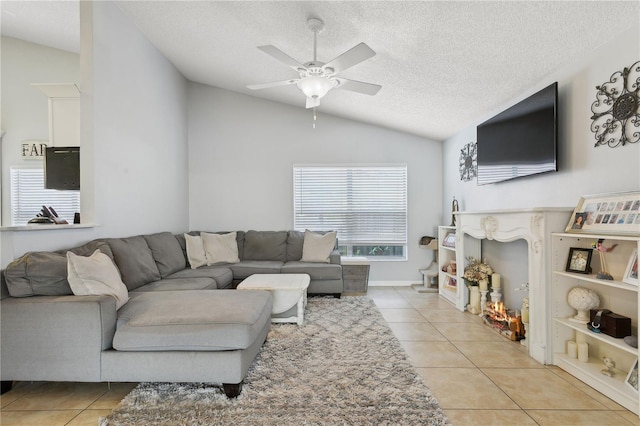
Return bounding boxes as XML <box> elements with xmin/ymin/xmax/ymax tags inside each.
<box><xmin>567</xmin><ymin>287</ymin><xmax>600</xmax><ymax>324</ymax></box>
<box><xmin>468</xmin><ymin>285</ymin><xmax>481</xmax><ymax>314</ymax></box>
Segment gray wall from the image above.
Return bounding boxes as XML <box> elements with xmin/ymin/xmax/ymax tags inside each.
<box><xmin>442</xmin><ymin>27</ymin><xmax>640</xmax><ymax>216</ymax></box>
<box><xmin>441</xmin><ymin>26</ymin><xmax>640</xmax><ymax>300</ymax></box>
<box><xmin>187</xmin><ymin>84</ymin><xmax>443</xmax><ymax>283</ymax></box>
<box><xmin>1</xmin><ymin>1</ymin><xmax>189</xmax><ymax>268</ymax></box>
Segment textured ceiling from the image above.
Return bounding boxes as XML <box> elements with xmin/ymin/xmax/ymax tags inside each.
<box><xmin>2</xmin><ymin>1</ymin><xmax>639</xmax><ymax>141</ymax></box>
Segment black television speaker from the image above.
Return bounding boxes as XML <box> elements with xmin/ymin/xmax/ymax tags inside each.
<box><xmin>44</xmin><ymin>147</ymin><xmax>80</xmax><ymax>190</ymax></box>
<box><xmin>476</xmin><ymin>82</ymin><xmax>558</xmax><ymax>185</ymax></box>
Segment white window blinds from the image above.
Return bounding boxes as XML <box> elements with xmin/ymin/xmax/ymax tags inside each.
<box><xmin>293</xmin><ymin>165</ymin><xmax>407</xmax><ymax>246</ymax></box>
<box><xmin>10</xmin><ymin>168</ymin><xmax>80</xmax><ymax>225</ymax></box>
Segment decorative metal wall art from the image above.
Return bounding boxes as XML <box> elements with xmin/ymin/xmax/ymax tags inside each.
<box><xmin>459</xmin><ymin>142</ymin><xmax>477</xmax><ymax>181</ymax></box>
<box><xmin>591</xmin><ymin>61</ymin><xmax>640</xmax><ymax>148</ymax></box>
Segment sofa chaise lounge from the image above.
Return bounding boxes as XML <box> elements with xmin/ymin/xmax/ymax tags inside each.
<box><xmin>0</xmin><ymin>230</ymin><xmax>343</xmax><ymax>397</ymax></box>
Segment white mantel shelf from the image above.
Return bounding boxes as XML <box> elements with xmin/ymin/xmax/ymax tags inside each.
<box><xmin>454</xmin><ymin>207</ymin><xmax>572</xmax><ymax>364</ymax></box>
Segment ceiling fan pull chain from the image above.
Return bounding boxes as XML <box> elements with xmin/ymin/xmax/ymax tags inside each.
<box><xmin>313</xmin><ymin>107</ymin><xmax>317</xmax><ymax>129</ymax></box>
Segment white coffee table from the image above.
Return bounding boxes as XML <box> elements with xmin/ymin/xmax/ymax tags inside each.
<box><xmin>237</xmin><ymin>274</ymin><xmax>310</xmax><ymax>325</ymax></box>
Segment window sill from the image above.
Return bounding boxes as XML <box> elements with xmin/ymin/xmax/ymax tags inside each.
<box><xmin>0</xmin><ymin>223</ymin><xmax>97</xmax><ymax>232</ymax></box>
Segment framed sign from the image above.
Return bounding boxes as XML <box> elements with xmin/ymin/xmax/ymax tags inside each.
<box><xmin>565</xmin><ymin>191</ymin><xmax>640</xmax><ymax>235</ymax></box>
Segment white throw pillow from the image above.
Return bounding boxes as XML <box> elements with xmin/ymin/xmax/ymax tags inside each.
<box><xmin>201</xmin><ymin>231</ymin><xmax>240</xmax><ymax>264</ymax></box>
<box><xmin>67</xmin><ymin>249</ymin><xmax>129</xmax><ymax>310</ymax></box>
<box><xmin>184</xmin><ymin>234</ymin><xmax>208</xmax><ymax>269</ymax></box>
<box><xmin>301</xmin><ymin>230</ymin><xmax>337</xmax><ymax>263</ymax></box>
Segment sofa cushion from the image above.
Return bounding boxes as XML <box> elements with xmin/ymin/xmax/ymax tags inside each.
<box><xmin>113</xmin><ymin>290</ymin><xmax>272</xmax><ymax>351</ymax></box>
<box><xmin>67</xmin><ymin>249</ymin><xmax>129</xmax><ymax>309</ymax></box>
<box><xmin>4</xmin><ymin>240</ymin><xmax>114</xmax><ymax>298</ymax></box>
<box><xmin>243</xmin><ymin>230</ymin><xmax>287</xmax><ymax>261</ymax></box>
<box><xmin>301</xmin><ymin>230</ymin><xmax>337</xmax><ymax>263</ymax></box>
<box><xmin>184</xmin><ymin>234</ymin><xmax>208</xmax><ymax>269</ymax></box>
<box><xmin>143</xmin><ymin>232</ymin><xmax>186</xmax><ymax>277</ymax></box>
<box><xmin>106</xmin><ymin>236</ymin><xmax>161</xmax><ymax>291</ymax></box>
<box><xmin>132</xmin><ymin>277</ymin><xmax>217</xmax><ymax>292</ymax></box>
<box><xmin>229</xmin><ymin>261</ymin><xmax>284</xmax><ymax>280</ymax></box>
<box><xmin>165</xmin><ymin>266</ymin><xmax>233</xmax><ymax>289</ymax></box>
<box><xmin>286</xmin><ymin>230</ymin><xmax>305</xmax><ymax>261</ymax></box>
<box><xmin>280</xmin><ymin>261</ymin><xmax>343</xmax><ymax>280</ymax></box>
<box><xmin>201</xmin><ymin>232</ymin><xmax>240</xmax><ymax>264</ymax></box>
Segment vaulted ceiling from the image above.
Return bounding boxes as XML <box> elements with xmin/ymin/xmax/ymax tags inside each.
<box><xmin>2</xmin><ymin>1</ymin><xmax>638</xmax><ymax>141</ymax></box>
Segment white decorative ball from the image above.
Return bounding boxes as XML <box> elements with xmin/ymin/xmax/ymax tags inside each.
<box><xmin>567</xmin><ymin>287</ymin><xmax>600</xmax><ymax>323</ymax></box>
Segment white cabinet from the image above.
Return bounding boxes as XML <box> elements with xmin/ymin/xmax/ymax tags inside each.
<box><xmin>438</xmin><ymin>225</ymin><xmax>481</xmax><ymax>311</ymax></box>
<box><xmin>551</xmin><ymin>232</ymin><xmax>639</xmax><ymax>414</ymax></box>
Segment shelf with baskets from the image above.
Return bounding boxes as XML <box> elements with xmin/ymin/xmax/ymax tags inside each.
<box><xmin>551</xmin><ymin>232</ymin><xmax>639</xmax><ymax>414</ymax></box>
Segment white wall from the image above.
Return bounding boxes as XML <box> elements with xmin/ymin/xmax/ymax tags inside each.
<box><xmin>443</xmin><ymin>27</ymin><xmax>640</xmax><ymax>217</ymax></box>
<box><xmin>0</xmin><ymin>1</ymin><xmax>189</xmax><ymax>268</ymax></box>
<box><xmin>0</xmin><ymin>37</ymin><xmax>80</xmax><ymax>225</ymax></box>
<box><xmin>187</xmin><ymin>84</ymin><xmax>442</xmax><ymax>282</ymax></box>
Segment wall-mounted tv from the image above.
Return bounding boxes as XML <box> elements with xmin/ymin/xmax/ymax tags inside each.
<box><xmin>476</xmin><ymin>82</ymin><xmax>558</xmax><ymax>185</ymax></box>
<box><xmin>44</xmin><ymin>146</ymin><xmax>80</xmax><ymax>190</ymax></box>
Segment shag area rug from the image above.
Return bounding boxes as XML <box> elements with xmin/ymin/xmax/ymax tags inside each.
<box><xmin>101</xmin><ymin>296</ymin><xmax>449</xmax><ymax>425</ymax></box>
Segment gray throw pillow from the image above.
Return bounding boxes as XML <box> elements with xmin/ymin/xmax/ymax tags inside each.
<box><xmin>106</xmin><ymin>236</ymin><xmax>161</xmax><ymax>291</ymax></box>
<box><xmin>4</xmin><ymin>240</ymin><xmax>114</xmax><ymax>298</ymax></box>
<box><xmin>243</xmin><ymin>230</ymin><xmax>287</xmax><ymax>261</ymax></box>
<box><xmin>143</xmin><ymin>232</ymin><xmax>186</xmax><ymax>277</ymax></box>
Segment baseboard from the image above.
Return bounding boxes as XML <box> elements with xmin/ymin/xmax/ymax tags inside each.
<box><xmin>368</xmin><ymin>281</ymin><xmax>419</xmax><ymax>287</ymax></box>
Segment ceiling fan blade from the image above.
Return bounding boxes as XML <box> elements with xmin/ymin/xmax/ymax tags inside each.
<box><xmin>324</xmin><ymin>42</ymin><xmax>376</xmax><ymax>74</ymax></box>
<box><xmin>306</xmin><ymin>97</ymin><xmax>321</xmax><ymax>109</ymax></box>
<box><xmin>258</xmin><ymin>45</ymin><xmax>307</xmax><ymax>72</ymax></box>
<box><xmin>335</xmin><ymin>78</ymin><xmax>381</xmax><ymax>96</ymax></box>
<box><xmin>246</xmin><ymin>79</ymin><xmax>298</xmax><ymax>90</ymax></box>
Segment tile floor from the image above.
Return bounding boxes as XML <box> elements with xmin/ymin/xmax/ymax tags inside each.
<box><xmin>0</xmin><ymin>286</ymin><xmax>638</xmax><ymax>425</ymax></box>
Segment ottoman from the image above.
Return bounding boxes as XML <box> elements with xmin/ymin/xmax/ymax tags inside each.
<box><xmin>237</xmin><ymin>274</ymin><xmax>310</xmax><ymax>325</ymax></box>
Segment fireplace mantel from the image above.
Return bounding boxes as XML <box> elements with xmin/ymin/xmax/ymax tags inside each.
<box><xmin>455</xmin><ymin>208</ymin><xmax>572</xmax><ymax>363</ymax></box>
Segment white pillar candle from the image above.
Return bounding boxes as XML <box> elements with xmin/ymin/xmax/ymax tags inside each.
<box><xmin>492</xmin><ymin>273</ymin><xmax>501</xmax><ymax>289</ymax></box>
<box><xmin>521</xmin><ymin>307</ymin><xmax>529</xmax><ymax>323</ymax></box>
<box><xmin>577</xmin><ymin>343</ymin><xmax>589</xmax><ymax>362</ymax></box>
<box><xmin>479</xmin><ymin>279</ymin><xmax>488</xmax><ymax>291</ymax></box>
<box><xmin>567</xmin><ymin>341</ymin><xmax>577</xmax><ymax>358</ymax></box>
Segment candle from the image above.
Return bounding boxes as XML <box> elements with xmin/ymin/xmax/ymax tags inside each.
<box><xmin>522</xmin><ymin>307</ymin><xmax>529</xmax><ymax>323</ymax></box>
<box><xmin>479</xmin><ymin>279</ymin><xmax>488</xmax><ymax>291</ymax></box>
<box><xmin>578</xmin><ymin>343</ymin><xmax>589</xmax><ymax>362</ymax></box>
<box><xmin>492</xmin><ymin>273</ymin><xmax>501</xmax><ymax>289</ymax></box>
<box><xmin>567</xmin><ymin>341</ymin><xmax>577</xmax><ymax>358</ymax></box>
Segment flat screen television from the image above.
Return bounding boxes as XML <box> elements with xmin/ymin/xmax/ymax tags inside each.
<box><xmin>44</xmin><ymin>146</ymin><xmax>80</xmax><ymax>190</ymax></box>
<box><xmin>476</xmin><ymin>82</ymin><xmax>558</xmax><ymax>185</ymax></box>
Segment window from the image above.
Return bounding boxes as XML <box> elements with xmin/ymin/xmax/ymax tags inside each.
<box><xmin>293</xmin><ymin>165</ymin><xmax>407</xmax><ymax>260</ymax></box>
<box><xmin>10</xmin><ymin>167</ymin><xmax>80</xmax><ymax>225</ymax></box>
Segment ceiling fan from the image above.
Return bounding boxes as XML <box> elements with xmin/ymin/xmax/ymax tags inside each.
<box><xmin>247</xmin><ymin>18</ymin><xmax>381</xmax><ymax>109</ymax></box>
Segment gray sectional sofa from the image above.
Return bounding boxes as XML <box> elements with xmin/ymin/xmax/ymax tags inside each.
<box><xmin>0</xmin><ymin>230</ymin><xmax>343</xmax><ymax>397</ymax></box>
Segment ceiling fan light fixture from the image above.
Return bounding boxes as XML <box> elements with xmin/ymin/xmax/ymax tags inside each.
<box><xmin>296</xmin><ymin>76</ymin><xmax>336</xmax><ymax>99</ymax></box>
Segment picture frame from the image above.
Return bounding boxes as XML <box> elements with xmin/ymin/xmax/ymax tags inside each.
<box><xmin>623</xmin><ymin>249</ymin><xmax>638</xmax><ymax>286</ymax></box>
<box><xmin>626</xmin><ymin>358</ymin><xmax>638</xmax><ymax>393</ymax></box>
<box><xmin>443</xmin><ymin>275</ymin><xmax>457</xmax><ymax>289</ymax></box>
<box><xmin>565</xmin><ymin>191</ymin><xmax>640</xmax><ymax>235</ymax></box>
<box><xmin>442</xmin><ymin>232</ymin><xmax>457</xmax><ymax>248</ymax></box>
<box><xmin>565</xmin><ymin>247</ymin><xmax>593</xmax><ymax>274</ymax></box>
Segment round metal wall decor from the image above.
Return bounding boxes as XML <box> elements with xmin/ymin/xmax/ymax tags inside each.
<box><xmin>459</xmin><ymin>142</ymin><xmax>477</xmax><ymax>182</ymax></box>
<box><xmin>591</xmin><ymin>60</ymin><xmax>640</xmax><ymax>148</ymax></box>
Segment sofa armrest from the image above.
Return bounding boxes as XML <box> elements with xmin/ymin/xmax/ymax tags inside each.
<box><xmin>1</xmin><ymin>294</ymin><xmax>117</xmax><ymax>381</ymax></box>
<box><xmin>329</xmin><ymin>249</ymin><xmax>342</xmax><ymax>265</ymax></box>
